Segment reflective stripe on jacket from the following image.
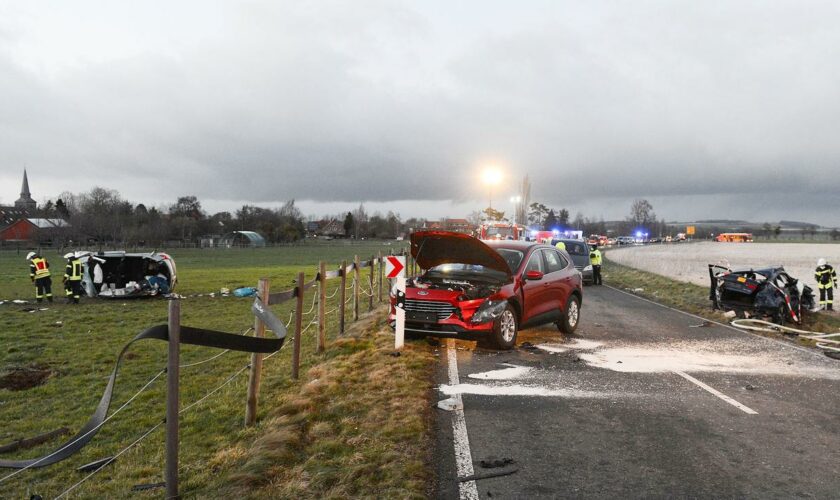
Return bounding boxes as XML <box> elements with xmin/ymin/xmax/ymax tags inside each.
<box><xmin>590</xmin><ymin>249</ymin><xmax>602</xmax><ymax>266</ymax></box>
<box><xmin>815</xmin><ymin>264</ymin><xmax>836</xmax><ymax>289</ymax></box>
<box><xmin>65</xmin><ymin>259</ymin><xmax>83</xmax><ymax>281</ymax></box>
<box><xmin>30</xmin><ymin>257</ymin><xmax>50</xmax><ymax>279</ymax></box>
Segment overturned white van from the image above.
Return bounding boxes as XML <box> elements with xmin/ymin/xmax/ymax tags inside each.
<box><xmin>75</xmin><ymin>251</ymin><xmax>178</xmax><ymax>298</ymax></box>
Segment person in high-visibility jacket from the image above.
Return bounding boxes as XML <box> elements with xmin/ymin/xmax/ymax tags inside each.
<box><xmin>815</xmin><ymin>258</ymin><xmax>836</xmax><ymax>311</ymax></box>
<box><xmin>26</xmin><ymin>251</ymin><xmax>53</xmax><ymax>303</ymax></box>
<box><xmin>589</xmin><ymin>244</ymin><xmax>603</xmax><ymax>285</ymax></box>
<box><xmin>63</xmin><ymin>252</ymin><xmax>84</xmax><ymax>304</ymax></box>
<box><xmin>554</xmin><ymin>240</ymin><xmax>566</xmax><ymax>251</ymax></box>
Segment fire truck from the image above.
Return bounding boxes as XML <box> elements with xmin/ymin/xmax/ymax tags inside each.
<box><xmin>479</xmin><ymin>222</ymin><xmax>526</xmax><ymax>240</ymax></box>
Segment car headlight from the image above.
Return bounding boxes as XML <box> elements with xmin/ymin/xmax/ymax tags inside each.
<box><xmin>471</xmin><ymin>300</ymin><xmax>507</xmax><ymax>324</ymax></box>
<box><xmin>584</xmin><ymin>265</ymin><xmax>593</xmax><ymax>272</ymax></box>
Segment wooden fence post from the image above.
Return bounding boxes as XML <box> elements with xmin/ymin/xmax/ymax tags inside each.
<box><xmin>245</xmin><ymin>278</ymin><xmax>269</xmax><ymax>426</ymax></box>
<box><xmin>353</xmin><ymin>255</ymin><xmax>360</xmax><ymax>321</ymax></box>
<box><xmin>292</xmin><ymin>272</ymin><xmax>304</xmax><ymax>379</ymax></box>
<box><xmin>339</xmin><ymin>261</ymin><xmax>347</xmax><ymax>335</ymax></box>
<box><xmin>377</xmin><ymin>251</ymin><xmax>383</xmax><ymax>303</ymax></box>
<box><xmin>368</xmin><ymin>256</ymin><xmax>374</xmax><ymax>311</ymax></box>
<box><xmin>166</xmin><ymin>300</ymin><xmax>181</xmax><ymax>499</ymax></box>
<box><xmin>318</xmin><ymin>262</ymin><xmax>326</xmax><ymax>353</ymax></box>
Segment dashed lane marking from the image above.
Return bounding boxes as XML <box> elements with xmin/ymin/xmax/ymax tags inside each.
<box><xmin>673</xmin><ymin>370</ymin><xmax>759</xmax><ymax>415</ymax></box>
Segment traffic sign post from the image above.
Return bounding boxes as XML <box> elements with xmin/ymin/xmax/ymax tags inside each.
<box><xmin>394</xmin><ymin>277</ymin><xmax>406</xmax><ymax>349</ymax></box>
<box><xmin>385</xmin><ymin>255</ymin><xmax>406</xmax><ymax>279</ymax></box>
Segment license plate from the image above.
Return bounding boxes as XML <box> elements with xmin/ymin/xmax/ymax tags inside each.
<box><xmin>407</xmin><ymin>311</ymin><xmax>438</xmax><ymax>322</ymax></box>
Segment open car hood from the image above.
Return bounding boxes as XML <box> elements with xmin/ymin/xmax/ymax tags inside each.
<box><xmin>410</xmin><ymin>231</ymin><xmax>512</xmax><ymax>278</ymax></box>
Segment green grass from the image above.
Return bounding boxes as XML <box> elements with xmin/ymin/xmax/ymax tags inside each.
<box><xmin>603</xmin><ymin>256</ymin><xmax>840</xmax><ymax>343</ymax></box>
<box><xmin>0</xmin><ymin>241</ymin><xmax>436</xmax><ymax>498</ymax></box>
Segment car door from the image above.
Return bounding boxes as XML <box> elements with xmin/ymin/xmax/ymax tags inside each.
<box><xmin>541</xmin><ymin>249</ymin><xmax>567</xmax><ymax>313</ymax></box>
<box><xmin>520</xmin><ymin>249</ymin><xmax>551</xmax><ymax>322</ymax></box>
<box><xmin>551</xmin><ymin>249</ymin><xmax>577</xmax><ymax>309</ymax></box>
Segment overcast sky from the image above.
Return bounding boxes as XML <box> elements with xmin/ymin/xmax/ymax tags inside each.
<box><xmin>1</xmin><ymin>1</ymin><xmax>839</xmax><ymax>225</ymax></box>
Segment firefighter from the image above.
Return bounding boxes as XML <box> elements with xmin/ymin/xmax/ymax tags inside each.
<box><xmin>26</xmin><ymin>252</ymin><xmax>53</xmax><ymax>303</ymax></box>
<box><xmin>589</xmin><ymin>244</ymin><xmax>603</xmax><ymax>285</ymax></box>
<box><xmin>63</xmin><ymin>252</ymin><xmax>84</xmax><ymax>304</ymax></box>
<box><xmin>815</xmin><ymin>258</ymin><xmax>836</xmax><ymax>311</ymax></box>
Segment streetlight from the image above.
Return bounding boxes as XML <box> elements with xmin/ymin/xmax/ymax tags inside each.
<box><xmin>482</xmin><ymin>167</ymin><xmax>502</xmax><ymax>209</ymax></box>
<box><xmin>510</xmin><ymin>195</ymin><xmax>521</xmax><ymax>224</ymax></box>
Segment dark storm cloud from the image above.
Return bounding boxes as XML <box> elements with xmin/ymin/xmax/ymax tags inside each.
<box><xmin>1</xmin><ymin>1</ymin><xmax>840</xmax><ymax>223</ymax></box>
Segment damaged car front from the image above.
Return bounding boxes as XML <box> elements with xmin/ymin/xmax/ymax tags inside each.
<box><xmin>389</xmin><ymin>231</ymin><xmax>519</xmax><ymax>348</ymax></box>
<box><xmin>389</xmin><ymin>231</ymin><xmax>584</xmax><ymax>349</ymax></box>
<box><xmin>709</xmin><ymin>264</ymin><xmax>815</xmax><ymax>324</ymax></box>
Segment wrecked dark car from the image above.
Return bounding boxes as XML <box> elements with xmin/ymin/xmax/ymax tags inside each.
<box><xmin>388</xmin><ymin>231</ymin><xmax>583</xmax><ymax>349</ymax></box>
<box><xmin>709</xmin><ymin>264</ymin><xmax>815</xmax><ymax>324</ymax></box>
<box><xmin>76</xmin><ymin>251</ymin><xmax>178</xmax><ymax>298</ymax></box>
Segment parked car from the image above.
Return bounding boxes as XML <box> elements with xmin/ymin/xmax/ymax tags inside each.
<box><xmin>708</xmin><ymin>264</ymin><xmax>815</xmax><ymax>324</ymax></box>
<box><xmin>389</xmin><ymin>231</ymin><xmax>583</xmax><ymax>349</ymax></box>
<box><xmin>76</xmin><ymin>251</ymin><xmax>178</xmax><ymax>298</ymax></box>
<box><xmin>616</xmin><ymin>236</ymin><xmax>635</xmax><ymax>245</ymax></box>
<box><xmin>551</xmin><ymin>238</ymin><xmax>593</xmax><ymax>284</ymax></box>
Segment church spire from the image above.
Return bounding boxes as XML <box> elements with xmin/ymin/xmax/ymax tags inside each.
<box><xmin>21</xmin><ymin>169</ymin><xmax>31</xmax><ymax>198</ymax></box>
<box><xmin>15</xmin><ymin>169</ymin><xmax>36</xmax><ymax>211</ymax></box>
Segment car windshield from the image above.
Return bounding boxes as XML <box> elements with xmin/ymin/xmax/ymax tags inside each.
<box><xmin>563</xmin><ymin>242</ymin><xmax>587</xmax><ymax>256</ymax></box>
<box><xmin>496</xmin><ymin>248</ymin><xmax>524</xmax><ymax>271</ymax></box>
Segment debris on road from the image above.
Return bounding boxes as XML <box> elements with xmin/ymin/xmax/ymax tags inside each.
<box><xmin>478</xmin><ymin>456</ymin><xmax>516</xmax><ymax>469</ymax></box>
<box><xmin>689</xmin><ymin>320</ymin><xmax>713</xmax><ymax>328</ymax></box>
<box><xmin>436</xmin><ymin>397</ymin><xmax>463</xmax><ymax>411</ymax></box>
<box><xmin>459</xmin><ymin>468</ymin><xmax>519</xmax><ymax>482</ymax></box>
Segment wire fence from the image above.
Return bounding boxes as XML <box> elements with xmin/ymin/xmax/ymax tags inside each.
<box><xmin>1</xmin><ymin>249</ymin><xmax>415</xmax><ymax>498</ymax></box>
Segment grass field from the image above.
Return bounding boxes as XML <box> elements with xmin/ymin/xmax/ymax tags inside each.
<box><xmin>0</xmin><ymin>241</ymin><xmax>435</xmax><ymax>498</ymax></box>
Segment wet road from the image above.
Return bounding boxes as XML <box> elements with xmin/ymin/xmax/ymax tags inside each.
<box><xmin>433</xmin><ymin>285</ymin><xmax>840</xmax><ymax>499</ymax></box>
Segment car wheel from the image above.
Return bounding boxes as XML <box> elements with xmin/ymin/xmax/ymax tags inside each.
<box><xmin>491</xmin><ymin>304</ymin><xmax>518</xmax><ymax>350</ymax></box>
<box><xmin>557</xmin><ymin>295</ymin><xmax>581</xmax><ymax>334</ymax></box>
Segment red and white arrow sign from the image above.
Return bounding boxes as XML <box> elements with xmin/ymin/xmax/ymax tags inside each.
<box><xmin>385</xmin><ymin>256</ymin><xmax>406</xmax><ymax>278</ymax></box>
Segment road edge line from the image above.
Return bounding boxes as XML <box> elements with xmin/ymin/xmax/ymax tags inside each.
<box><xmin>673</xmin><ymin>370</ymin><xmax>758</xmax><ymax>415</ymax></box>
<box><xmin>447</xmin><ymin>346</ymin><xmax>479</xmax><ymax>500</ymax></box>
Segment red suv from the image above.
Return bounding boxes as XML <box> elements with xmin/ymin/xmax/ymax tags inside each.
<box><xmin>389</xmin><ymin>231</ymin><xmax>583</xmax><ymax>349</ymax></box>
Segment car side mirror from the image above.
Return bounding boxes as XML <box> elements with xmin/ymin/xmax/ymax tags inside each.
<box><xmin>525</xmin><ymin>270</ymin><xmax>544</xmax><ymax>281</ymax></box>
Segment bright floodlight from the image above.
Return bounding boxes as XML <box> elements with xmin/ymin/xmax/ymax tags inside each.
<box><xmin>482</xmin><ymin>168</ymin><xmax>502</xmax><ymax>186</ymax></box>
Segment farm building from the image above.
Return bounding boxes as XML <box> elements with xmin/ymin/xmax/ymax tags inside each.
<box><xmin>222</xmin><ymin>231</ymin><xmax>266</xmax><ymax>247</ymax></box>
<box><xmin>0</xmin><ymin>217</ymin><xmax>70</xmax><ymax>244</ymax></box>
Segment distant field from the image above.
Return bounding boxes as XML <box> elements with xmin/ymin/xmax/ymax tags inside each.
<box><xmin>0</xmin><ymin>240</ymin><xmax>431</xmax><ymax>499</ymax></box>
<box><xmin>607</xmin><ymin>242</ymin><xmax>840</xmax><ymax>289</ymax></box>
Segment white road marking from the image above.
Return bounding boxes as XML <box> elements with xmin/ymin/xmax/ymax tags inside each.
<box><xmin>447</xmin><ymin>346</ymin><xmax>479</xmax><ymax>500</ymax></box>
<box><xmin>673</xmin><ymin>370</ymin><xmax>758</xmax><ymax>415</ymax></box>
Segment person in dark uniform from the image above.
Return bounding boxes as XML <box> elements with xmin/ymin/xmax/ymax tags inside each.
<box><xmin>27</xmin><ymin>252</ymin><xmax>53</xmax><ymax>303</ymax></box>
<box><xmin>63</xmin><ymin>252</ymin><xmax>84</xmax><ymax>304</ymax></box>
<box><xmin>589</xmin><ymin>244</ymin><xmax>603</xmax><ymax>285</ymax></box>
<box><xmin>815</xmin><ymin>258</ymin><xmax>837</xmax><ymax>311</ymax></box>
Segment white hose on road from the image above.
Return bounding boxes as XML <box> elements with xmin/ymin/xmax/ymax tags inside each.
<box><xmin>730</xmin><ymin>319</ymin><xmax>840</xmax><ymax>354</ymax></box>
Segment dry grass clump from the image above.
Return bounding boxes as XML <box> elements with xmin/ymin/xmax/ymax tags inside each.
<box><xmin>218</xmin><ymin>313</ymin><xmax>435</xmax><ymax>499</ymax></box>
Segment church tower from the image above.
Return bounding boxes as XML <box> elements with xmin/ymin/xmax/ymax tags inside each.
<box><xmin>14</xmin><ymin>169</ymin><xmax>37</xmax><ymax>211</ymax></box>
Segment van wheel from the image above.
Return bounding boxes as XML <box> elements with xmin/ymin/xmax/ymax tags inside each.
<box><xmin>491</xmin><ymin>304</ymin><xmax>518</xmax><ymax>350</ymax></box>
<box><xmin>557</xmin><ymin>296</ymin><xmax>581</xmax><ymax>334</ymax></box>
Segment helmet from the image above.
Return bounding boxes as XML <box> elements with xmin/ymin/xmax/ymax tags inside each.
<box><xmin>592</xmin><ymin>244</ymin><xmax>598</xmax><ymax>249</ymax></box>
<box><xmin>818</xmin><ymin>258</ymin><xmax>826</xmax><ymax>267</ymax></box>
<box><xmin>26</xmin><ymin>252</ymin><xmax>36</xmax><ymax>260</ymax></box>
<box><xmin>64</xmin><ymin>252</ymin><xmax>74</xmax><ymax>259</ymax></box>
